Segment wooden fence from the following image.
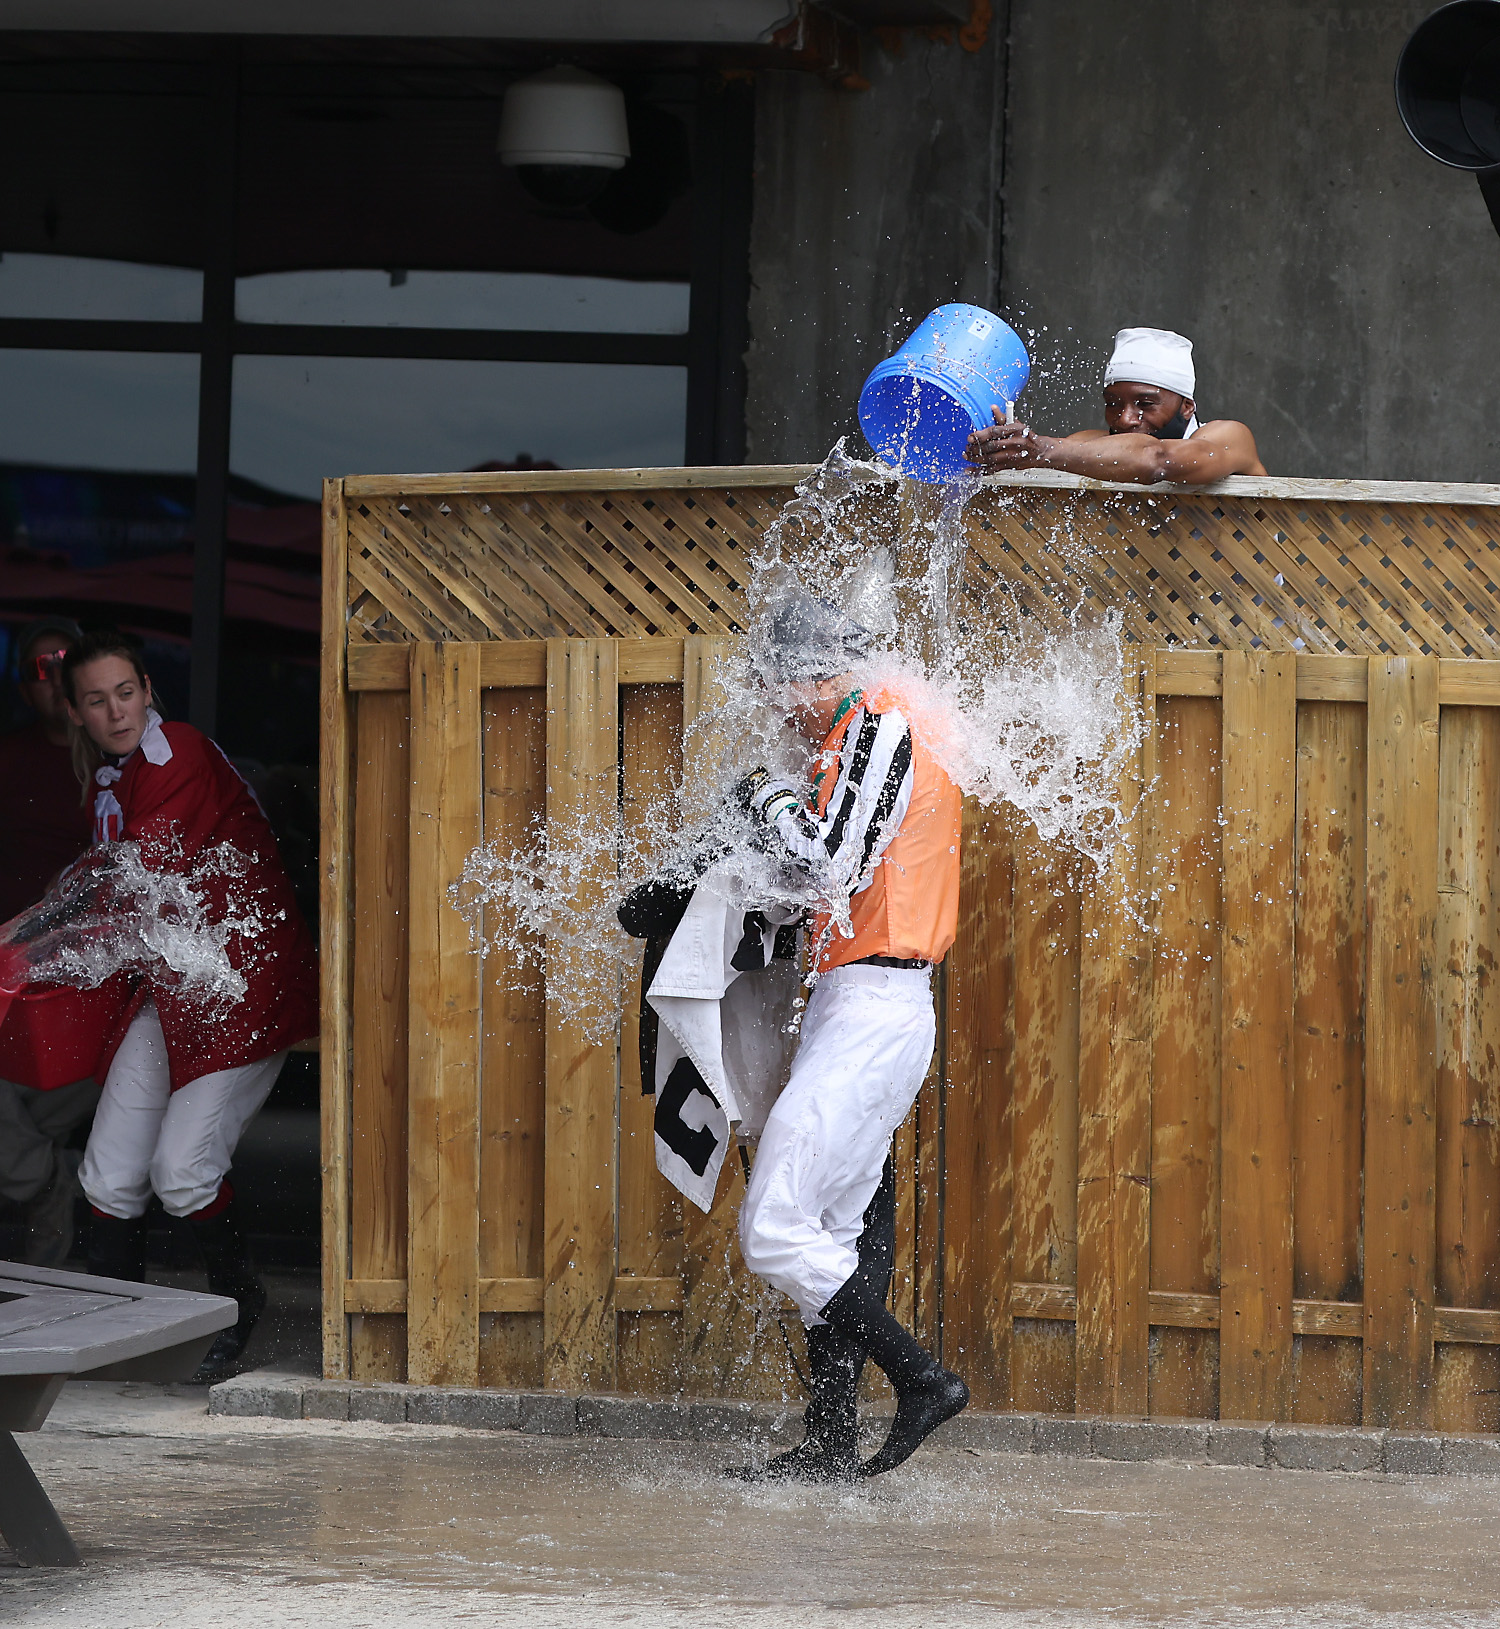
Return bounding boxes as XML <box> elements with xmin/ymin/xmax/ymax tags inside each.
<box><xmin>320</xmin><ymin>464</ymin><xmax>1500</xmax><ymax>1430</ymax></box>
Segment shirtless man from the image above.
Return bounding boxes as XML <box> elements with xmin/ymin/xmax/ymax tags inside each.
<box><xmin>965</xmin><ymin>326</ymin><xmax>1265</xmax><ymax>486</ymax></box>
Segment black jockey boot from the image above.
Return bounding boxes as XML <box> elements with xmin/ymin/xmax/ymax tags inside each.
<box><xmin>818</xmin><ymin>1256</ymin><xmax>969</xmax><ymax>1480</ymax></box>
<box><xmin>732</xmin><ymin>1161</ymin><xmax>897</xmax><ymax>1485</ymax></box>
<box><xmin>188</xmin><ymin>1195</ymin><xmax>267</xmax><ymax>1384</ymax></box>
<box><xmin>87</xmin><ymin>1210</ymin><xmax>148</xmax><ymax>1283</ymax></box>
<box><xmin>732</xmin><ymin>1323</ymin><xmax>866</xmax><ymax>1484</ymax></box>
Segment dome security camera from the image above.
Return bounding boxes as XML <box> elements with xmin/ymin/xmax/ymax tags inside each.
<box><xmin>499</xmin><ymin>66</ymin><xmax>631</xmax><ymax>209</ymax></box>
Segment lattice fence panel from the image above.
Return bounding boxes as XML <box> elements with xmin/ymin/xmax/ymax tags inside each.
<box><xmin>342</xmin><ymin>475</ymin><xmax>1500</xmax><ymax>659</ymax></box>
<box><xmin>346</xmin><ymin>486</ymin><xmax>788</xmax><ymax>644</ymax></box>
<box><xmin>959</xmin><ymin>489</ymin><xmax>1500</xmax><ymax>656</ymax></box>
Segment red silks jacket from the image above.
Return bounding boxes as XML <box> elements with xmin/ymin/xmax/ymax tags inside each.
<box><xmin>88</xmin><ymin>714</ymin><xmax>319</xmax><ymax>1090</ymax></box>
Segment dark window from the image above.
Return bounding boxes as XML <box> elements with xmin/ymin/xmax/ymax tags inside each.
<box><xmin>0</xmin><ymin>41</ymin><xmax>751</xmax><ymax>770</ymax></box>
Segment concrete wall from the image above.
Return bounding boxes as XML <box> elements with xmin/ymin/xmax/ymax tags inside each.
<box><xmin>747</xmin><ymin>1</ymin><xmax>1500</xmax><ymax>482</ymax></box>
<box><xmin>744</xmin><ymin>30</ymin><xmax>1006</xmax><ymax>463</ymax></box>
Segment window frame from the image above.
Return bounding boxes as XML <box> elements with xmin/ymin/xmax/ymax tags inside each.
<box><xmin>0</xmin><ymin>46</ymin><xmax>752</xmax><ymax>736</ymax></box>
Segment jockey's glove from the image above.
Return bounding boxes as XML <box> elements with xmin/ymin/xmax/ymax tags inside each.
<box><xmin>732</xmin><ymin>767</ymin><xmax>802</xmax><ymax>825</ymax></box>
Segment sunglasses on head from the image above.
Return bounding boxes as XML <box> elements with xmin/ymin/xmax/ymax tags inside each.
<box><xmin>22</xmin><ymin>651</ymin><xmax>64</xmax><ymax>683</ymax></box>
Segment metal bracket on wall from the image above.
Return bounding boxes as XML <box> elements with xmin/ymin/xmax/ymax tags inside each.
<box><xmin>768</xmin><ymin>4</ymin><xmax>866</xmax><ymax>88</ymax></box>
<box><xmin>808</xmin><ymin>0</ymin><xmax>993</xmax><ymax>71</ymax></box>
<box><xmin>816</xmin><ymin>0</ymin><xmax>970</xmax><ymax>23</ymax></box>
<box><xmin>1480</xmin><ymin>167</ymin><xmax>1500</xmax><ymax>240</ymax></box>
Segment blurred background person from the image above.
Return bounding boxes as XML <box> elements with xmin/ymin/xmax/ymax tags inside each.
<box><xmin>0</xmin><ymin>618</ymin><xmax>93</xmax><ymax>918</ymax></box>
<box><xmin>0</xmin><ymin>616</ymin><xmax>99</xmax><ymax>1265</ymax></box>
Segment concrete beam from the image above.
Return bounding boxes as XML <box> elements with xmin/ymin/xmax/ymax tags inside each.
<box><xmin>0</xmin><ymin>0</ymin><xmax>796</xmax><ymax>40</ymax></box>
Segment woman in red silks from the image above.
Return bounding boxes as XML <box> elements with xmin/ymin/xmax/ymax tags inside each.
<box><xmin>57</xmin><ymin>630</ymin><xmax>317</xmax><ymax>1381</ymax></box>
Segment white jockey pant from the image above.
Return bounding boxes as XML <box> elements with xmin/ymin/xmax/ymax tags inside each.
<box><xmin>80</xmin><ymin>1004</ymin><xmax>285</xmax><ymax>1220</ymax></box>
<box><xmin>739</xmin><ymin>963</ymin><xmax>935</xmax><ymax>1323</ymax></box>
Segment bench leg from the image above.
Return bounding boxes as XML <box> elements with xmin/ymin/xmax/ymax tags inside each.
<box><xmin>0</xmin><ymin>1431</ymin><xmax>80</xmax><ymax>1567</ymax></box>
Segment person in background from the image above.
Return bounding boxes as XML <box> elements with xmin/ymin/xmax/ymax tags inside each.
<box><xmin>61</xmin><ymin>629</ymin><xmax>318</xmax><ymax>1381</ymax></box>
<box><xmin>965</xmin><ymin>326</ymin><xmax>1266</xmax><ymax>485</ymax></box>
<box><xmin>0</xmin><ymin>617</ymin><xmax>99</xmax><ymax>1265</ymax></box>
<box><xmin>0</xmin><ymin>618</ymin><xmax>94</xmax><ymax>917</ymax></box>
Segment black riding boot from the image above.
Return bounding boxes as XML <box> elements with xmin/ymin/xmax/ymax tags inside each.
<box><xmin>818</xmin><ymin>1262</ymin><xmax>968</xmax><ymax>1479</ymax></box>
<box><xmin>732</xmin><ymin>1160</ymin><xmax>897</xmax><ymax>1484</ymax></box>
<box><xmin>87</xmin><ymin>1210</ymin><xmax>148</xmax><ymax>1283</ymax></box>
<box><xmin>188</xmin><ymin>1197</ymin><xmax>266</xmax><ymax>1384</ymax></box>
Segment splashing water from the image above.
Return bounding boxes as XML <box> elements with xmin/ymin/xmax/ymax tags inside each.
<box><xmin>451</xmin><ymin>443</ymin><xmax>1145</xmax><ymax>1036</ymax></box>
<box><xmin>0</xmin><ymin>840</ymin><xmax>267</xmax><ymax>1012</ymax></box>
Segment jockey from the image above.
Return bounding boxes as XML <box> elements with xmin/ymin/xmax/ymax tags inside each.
<box><xmin>732</xmin><ymin>586</ymin><xmax>968</xmax><ymax>1481</ymax></box>
<box><xmin>59</xmin><ymin>628</ymin><xmax>317</xmax><ymax>1382</ymax></box>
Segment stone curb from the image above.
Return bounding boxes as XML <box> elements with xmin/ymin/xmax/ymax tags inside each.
<box><xmin>206</xmin><ymin>1375</ymin><xmax>1500</xmax><ymax>1477</ymax></box>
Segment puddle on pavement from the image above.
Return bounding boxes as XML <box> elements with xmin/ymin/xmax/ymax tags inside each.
<box><xmin>9</xmin><ymin>1424</ymin><xmax>1500</xmax><ymax>1621</ymax></box>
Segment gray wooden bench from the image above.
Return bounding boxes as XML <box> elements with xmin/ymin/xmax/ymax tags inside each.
<box><xmin>0</xmin><ymin>1262</ymin><xmax>235</xmax><ymax>1567</ymax></box>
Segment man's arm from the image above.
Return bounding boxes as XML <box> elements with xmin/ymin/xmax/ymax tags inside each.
<box><xmin>965</xmin><ymin>417</ymin><xmax>1265</xmax><ymax>486</ymax></box>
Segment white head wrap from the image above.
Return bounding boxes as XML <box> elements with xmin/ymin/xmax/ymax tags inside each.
<box><xmin>1103</xmin><ymin>328</ymin><xmax>1196</xmax><ymax>399</ymax></box>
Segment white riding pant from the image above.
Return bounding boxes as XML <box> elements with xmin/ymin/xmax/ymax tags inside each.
<box><xmin>80</xmin><ymin>1004</ymin><xmax>284</xmax><ymax>1220</ymax></box>
<box><xmin>739</xmin><ymin>963</ymin><xmax>935</xmax><ymax>1323</ymax></box>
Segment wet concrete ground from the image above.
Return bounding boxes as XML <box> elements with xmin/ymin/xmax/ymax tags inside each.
<box><xmin>4</xmin><ymin>1381</ymin><xmax>1500</xmax><ymax>1628</ymax></box>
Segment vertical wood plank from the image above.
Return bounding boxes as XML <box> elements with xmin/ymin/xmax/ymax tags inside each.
<box><xmin>1292</xmin><ymin>701</ymin><xmax>1366</xmax><ymax>1424</ymax></box>
<box><xmin>1145</xmin><ymin>694</ymin><xmax>1222</xmax><ymax>1420</ymax></box>
<box><xmin>1363</xmin><ymin>654</ymin><xmax>1440</xmax><ymax>1428</ymax></box>
<box><xmin>678</xmin><ymin>631</ymin><xmax>753</xmax><ymax>1395</ymax></box>
<box><xmin>941</xmin><ymin>805</ymin><xmax>1014</xmax><ymax>1407</ymax></box>
<box><xmin>478</xmin><ymin>686</ymin><xmax>547</xmax><ymax>1390</ymax></box>
<box><xmin>1009</xmin><ymin>831</ymin><xmax>1081</xmax><ymax>1413</ymax></box>
<box><xmin>349</xmin><ymin>1315</ymin><xmax>406</xmax><ymax>1382</ymax></box>
<box><xmin>1436</xmin><ymin>707</ymin><xmax>1500</xmax><ymax>1311</ymax></box>
<box><xmin>350</xmin><ymin>689</ymin><xmax>411</xmax><ymax>1383</ymax></box>
<box><xmin>914</xmin><ymin>1023</ymin><xmax>944</xmax><ymax>1360</ymax></box>
<box><xmin>543</xmin><ymin>638</ymin><xmax>620</xmax><ymax>1392</ymax></box>
<box><xmin>890</xmin><ymin>1111</ymin><xmax>919</xmax><ymax>1335</ymax></box>
<box><xmin>1433</xmin><ymin>1344</ymin><xmax>1500</xmax><ymax>1434</ymax></box>
<box><xmin>681</xmin><ymin>634</ymin><xmax>732</xmax><ymax>729</ymax></box>
<box><xmin>618</xmin><ymin>682</ymin><xmax>686</xmax><ymax>1394</ymax></box>
<box><xmin>319</xmin><ymin>476</ymin><xmax>354</xmax><ymax>1380</ymax></box>
<box><xmin>1219</xmin><ymin>652</ymin><xmax>1297</xmax><ymax>1421</ymax></box>
<box><xmin>1075</xmin><ymin>649</ymin><xmax>1154</xmax><ymax>1416</ymax></box>
<box><xmin>676</xmin><ymin>636</ymin><xmax>801</xmax><ymax>1399</ymax></box>
<box><xmin>680</xmin><ymin>634</ymin><xmax>736</xmax><ymax>823</ymax></box>
<box><xmin>407</xmin><ymin>640</ymin><xmax>484</xmax><ymax>1387</ymax></box>
<box><xmin>1433</xmin><ymin>706</ymin><xmax>1500</xmax><ymax>1431</ymax></box>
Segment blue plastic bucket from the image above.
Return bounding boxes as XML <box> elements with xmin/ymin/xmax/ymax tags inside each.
<box><xmin>857</xmin><ymin>304</ymin><xmax>1031</xmax><ymax>483</ymax></box>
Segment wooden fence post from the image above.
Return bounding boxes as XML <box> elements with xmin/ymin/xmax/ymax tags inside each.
<box><xmin>1434</xmin><ymin>703</ymin><xmax>1500</xmax><ymax>1432</ymax></box>
<box><xmin>319</xmin><ymin>477</ymin><xmax>353</xmax><ymax>1380</ymax></box>
<box><xmin>941</xmin><ymin>805</ymin><xmax>1015</xmax><ymax>1406</ymax></box>
<box><xmin>407</xmin><ymin>640</ymin><xmax>484</xmax><ymax>1386</ymax></box>
<box><xmin>1075</xmin><ymin>648</ymin><xmax>1155</xmax><ymax>1416</ymax></box>
<box><xmin>618</xmin><ymin>681</ymin><xmax>686</xmax><ymax>1392</ymax></box>
<box><xmin>543</xmin><ymin>638</ymin><xmax>620</xmax><ymax>1391</ymax></box>
<box><xmin>349</xmin><ymin>686</ymin><xmax>411</xmax><ymax>1382</ymax></box>
<box><xmin>1363</xmin><ymin>655</ymin><xmax>1440</xmax><ymax>1427</ymax></box>
<box><xmin>478</xmin><ymin>685</ymin><xmax>548</xmax><ymax>1388</ymax></box>
<box><xmin>1219</xmin><ymin>651</ymin><xmax>1297</xmax><ymax>1421</ymax></box>
<box><xmin>676</xmin><ymin>636</ymin><xmax>772</xmax><ymax>1395</ymax></box>
<box><xmin>1290</xmin><ymin>694</ymin><xmax>1367</xmax><ymax>1422</ymax></box>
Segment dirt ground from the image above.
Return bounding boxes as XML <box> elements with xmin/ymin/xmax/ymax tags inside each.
<box><xmin>4</xmin><ymin>1380</ymin><xmax>1500</xmax><ymax>1628</ymax></box>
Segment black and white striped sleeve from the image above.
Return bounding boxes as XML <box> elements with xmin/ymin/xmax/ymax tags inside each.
<box><xmin>767</xmin><ymin>708</ymin><xmax>914</xmax><ymax>898</ymax></box>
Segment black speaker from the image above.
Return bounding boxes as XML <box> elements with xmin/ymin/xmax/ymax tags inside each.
<box><xmin>1397</xmin><ymin>1</ymin><xmax>1500</xmax><ymax>234</ymax></box>
<box><xmin>1397</xmin><ymin>0</ymin><xmax>1500</xmax><ymax>168</ymax></box>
